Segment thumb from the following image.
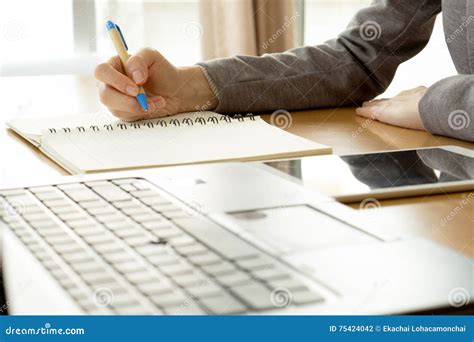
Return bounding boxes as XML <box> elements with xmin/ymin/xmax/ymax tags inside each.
<box><xmin>125</xmin><ymin>48</ymin><xmax>159</xmax><ymax>85</ymax></box>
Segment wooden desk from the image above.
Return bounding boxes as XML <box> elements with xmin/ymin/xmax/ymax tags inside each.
<box><xmin>1</xmin><ymin>75</ymin><xmax>473</xmax><ymax>258</ymax></box>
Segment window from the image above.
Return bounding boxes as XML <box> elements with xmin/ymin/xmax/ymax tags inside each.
<box><xmin>303</xmin><ymin>0</ymin><xmax>456</xmax><ymax>96</ymax></box>
<box><xmin>0</xmin><ymin>0</ymin><xmax>202</xmax><ymax>76</ymax></box>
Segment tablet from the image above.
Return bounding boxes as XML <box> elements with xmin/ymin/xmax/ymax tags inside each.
<box><xmin>263</xmin><ymin>146</ymin><xmax>474</xmax><ymax>203</ymax></box>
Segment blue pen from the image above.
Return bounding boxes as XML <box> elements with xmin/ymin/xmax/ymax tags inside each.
<box><xmin>106</xmin><ymin>20</ymin><xmax>148</xmax><ymax>112</ymax></box>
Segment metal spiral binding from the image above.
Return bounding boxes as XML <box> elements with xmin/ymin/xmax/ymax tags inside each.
<box><xmin>45</xmin><ymin>114</ymin><xmax>256</xmax><ymax>134</ymax></box>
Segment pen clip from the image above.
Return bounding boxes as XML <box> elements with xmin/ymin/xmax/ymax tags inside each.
<box><xmin>115</xmin><ymin>24</ymin><xmax>128</xmax><ymax>51</ymax></box>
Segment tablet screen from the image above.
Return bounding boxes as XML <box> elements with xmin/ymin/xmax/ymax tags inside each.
<box><xmin>264</xmin><ymin>148</ymin><xmax>474</xmax><ymax>199</ymax></box>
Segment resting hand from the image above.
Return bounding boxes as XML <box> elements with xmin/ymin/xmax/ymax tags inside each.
<box><xmin>355</xmin><ymin>86</ymin><xmax>428</xmax><ymax>131</ymax></box>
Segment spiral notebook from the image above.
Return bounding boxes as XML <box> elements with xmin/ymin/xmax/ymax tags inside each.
<box><xmin>7</xmin><ymin>111</ymin><xmax>331</xmax><ymax>174</ymax></box>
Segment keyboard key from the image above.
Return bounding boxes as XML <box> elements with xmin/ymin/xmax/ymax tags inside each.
<box><xmin>35</xmin><ymin>192</ymin><xmax>63</xmax><ymax>201</ymax></box>
<box><xmin>135</xmin><ymin>244</ymin><xmax>169</xmax><ymax>257</ymax></box>
<box><xmin>137</xmin><ymin>281</ymin><xmax>174</xmax><ymax>296</ymax></box>
<box><xmin>104</xmin><ymin>221</ymin><xmax>133</xmax><ymax>231</ymax></box>
<box><xmin>147</xmin><ymin>253</ymin><xmax>181</xmax><ymax>267</ymax></box>
<box><xmin>79</xmin><ymin>200</ymin><xmax>107</xmax><ymax>210</ymax></box>
<box><xmin>168</xmin><ymin>235</ymin><xmax>196</xmax><ymax>247</ymax></box>
<box><xmin>102</xmin><ymin>251</ymin><xmax>132</xmax><ymax>265</ymax></box>
<box><xmin>133</xmin><ymin>213</ymin><xmax>159</xmax><ymax>223</ymax></box>
<box><xmin>173</xmin><ymin>218</ymin><xmax>258</xmax><ymax>260</ymax></box>
<box><xmin>188</xmin><ymin>252</ymin><xmax>221</xmax><ymax>266</ymax></box>
<box><xmin>150</xmin><ymin>290</ymin><xmax>189</xmax><ymax>307</ymax></box>
<box><xmin>85</xmin><ymin>181</ymin><xmax>112</xmax><ymax>188</ymax></box>
<box><xmin>93</xmin><ymin>242</ymin><xmax>123</xmax><ymax>255</ymax></box>
<box><xmin>71</xmin><ymin>261</ymin><xmax>105</xmax><ymax>275</ymax></box>
<box><xmin>231</xmin><ymin>282</ymin><xmax>274</xmax><ymax>310</ymax></box>
<box><xmin>174</xmin><ymin>243</ymin><xmax>208</xmax><ymax>256</ymax></box>
<box><xmin>141</xmin><ymin>197</ymin><xmax>172</xmax><ymax>206</ymax></box>
<box><xmin>130</xmin><ymin>190</ymin><xmax>159</xmax><ymax>198</ymax></box>
<box><xmin>118</xmin><ymin>184</ymin><xmax>136</xmax><ymax>192</ymax></box>
<box><xmin>114</xmin><ymin>261</ymin><xmax>146</xmax><ymax>274</ymax></box>
<box><xmin>121</xmin><ymin>206</ymin><xmax>151</xmax><ymax>216</ymax></box>
<box><xmin>67</xmin><ymin>218</ymin><xmax>98</xmax><ymax>229</ymax></box>
<box><xmin>185</xmin><ymin>280</ymin><xmax>222</xmax><ymax>298</ymax></box>
<box><xmin>125</xmin><ymin>270</ymin><xmax>159</xmax><ymax>285</ymax></box>
<box><xmin>57</xmin><ymin>212</ymin><xmax>87</xmax><ymax>222</ymax></box>
<box><xmin>92</xmin><ymin>185</ymin><xmax>131</xmax><ymax>202</ymax></box>
<box><xmin>0</xmin><ymin>189</ymin><xmax>27</xmax><ymax>196</ymax></box>
<box><xmin>95</xmin><ymin>213</ymin><xmax>124</xmax><ymax>224</ymax></box>
<box><xmin>111</xmin><ymin>178</ymin><xmax>136</xmax><ymax>185</ymax></box>
<box><xmin>81</xmin><ymin>272</ymin><xmax>116</xmax><ymax>285</ymax></box>
<box><xmin>62</xmin><ymin>253</ymin><xmax>95</xmax><ymax>264</ymax></box>
<box><xmin>62</xmin><ymin>188</ymin><xmax>98</xmax><ymax>202</ymax></box>
<box><xmin>22</xmin><ymin>212</ymin><xmax>51</xmax><ymax>222</ymax></box>
<box><xmin>268</xmin><ymin>278</ymin><xmax>308</xmax><ymax>291</ymax></box>
<box><xmin>113</xmin><ymin>200</ymin><xmax>139</xmax><ymax>209</ymax></box>
<box><xmin>152</xmin><ymin>203</ymin><xmax>181</xmax><ymax>213</ymax></box>
<box><xmin>159</xmin><ymin>261</ymin><xmax>193</xmax><ymax>276</ymax></box>
<box><xmin>151</xmin><ymin>226</ymin><xmax>183</xmax><ymax>239</ymax></box>
<box><xmin>164</xmin><ymin>302</ymin><xmax>206</xmax><ymax>315</ymax></box>
<box><xmin>86</xmin><ymin>206</ymin><xmax>117</xmax><ymax>216</ymax></box>
<box><xmin>251</xmin><ymin>267</ymin><xmax>291</xmax><ymax>281</ymax></box>
<box><xmin>132</xmin><ymin>180</ymin><xmax>151</xmax><ymax>190</ymax></box>
<box><xmin>114</xmin><ymin>229</ymin><xmax>143</xmax><ymax>239</ymax></box>
<box><xmin>199</xmin><ymin>293</ymin><xmax>247</xmax><ymax>314</ymax></box>
<box><xmin>123</xmin><ymin>235</ymin><xmax>151</xmax><ymax>247</ymax></box>
<box><xmin>236</xmin><ymin>255</ymin><xmax>274</xmax><ymax>270</ymax></box>
<box><xmin>215</xmin><ymin>270</ymin><xmax>251</xmax><ymax>287</ymax></box>
<box><xmin>165</xmin><ymin>210</ymin><xmax>191</xmax><ymax>220</ymax></box>
<box><xmin>291</xmin><ymin>289</ymin><xmax>324</xmax><ymax>305</ymax></box>
<box><xmin>82</xmin><ymin>234</ymin><xmax>113</xmax><ymax>245</ymax></box>
<box><xmin>54</xmin><ymin>243</ymin><xmax>85</xmax><ymax>255</ymax></box>
<box><xmin>201</xmin><ymin>261</ymin><xmax>237</xmax><ymax>276</ymax></box>
<box><xmin>172</xmin><ymin>271</ymin><xmax>208</xmax><ymax>287</ymax></box>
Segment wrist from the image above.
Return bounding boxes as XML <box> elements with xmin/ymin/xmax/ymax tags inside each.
<box><xmin>178</xmin><ymin>66</ymin><xmax>218</xmax><ymax>112</ymax></box>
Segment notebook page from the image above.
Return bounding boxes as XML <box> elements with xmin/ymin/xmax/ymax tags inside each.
<box><xmin>41</xmin><ymin>117</ymin><xmax>329</xmax><ymax>173</ymax></box>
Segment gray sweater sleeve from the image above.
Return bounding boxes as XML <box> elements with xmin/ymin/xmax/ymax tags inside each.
<box><xmin>419</xmin><ymin>75</ymin><xmax>474</xmax><ymax>142</ymax></box>
<box><xmin>198</xmin><ymin>0</ymin><xmax>441</xmax><ymax>114</ymax></box>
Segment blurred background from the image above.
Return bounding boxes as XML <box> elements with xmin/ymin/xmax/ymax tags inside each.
<box><xmin>0</xmin><ymin>0</ymin><xmax>456</xmax><ymax>97</ymax></box>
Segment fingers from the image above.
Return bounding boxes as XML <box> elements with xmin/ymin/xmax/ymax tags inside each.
<box><xmin>125</xmin><ymin>47</ymin><xmax>159</xmax><ymax>85</ymax></box>
<box><xmin>355</xmin><ymin>106</ymin><xmax>382</xmax><ymax>120</ymax></box>
<box><xmin>356</xmin><ymin>99</ymin><xmax>389</xmax><ymax>120</ymax></box>
<box><xmin>95</xmin><ymin>57</ymin><xmax>139</xmax><ymax>97</ymax></box>
<box><xmin>99</xmin><ymin>84</ymin><xmax>156</xmax><ymax>118</ymax></box>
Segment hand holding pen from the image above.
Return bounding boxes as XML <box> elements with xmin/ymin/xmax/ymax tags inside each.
<box><xmin>94</xmin><ymin>20</ymin><xmax>217</xmax><ymax>122</ymax></box>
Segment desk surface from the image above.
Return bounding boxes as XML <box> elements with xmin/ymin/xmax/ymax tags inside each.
<box><xmin>1</xmin><ymin>75</ymin><xmax>473</xmax><ymax>258</ymax></box>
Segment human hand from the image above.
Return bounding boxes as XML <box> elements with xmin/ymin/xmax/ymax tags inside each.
<box><xmin>95</xmin><ymin>48</ymin><xmax>217</xmax><ymax>121</ymax></box>
<box><xmin>355</xmin><ymin>86</ymin><xmax>428</xmax><ymax>131</ymax></box>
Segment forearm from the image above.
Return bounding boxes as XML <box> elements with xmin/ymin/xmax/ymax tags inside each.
<box><xmin>419</xmin><ymin>75</ymin><xmax>474</xmax><ymax>142</ymax></box>
<box><xmin>198</xmin><ymin>0</ymin><xmax>440</xmax><ymax>114</ymax></box>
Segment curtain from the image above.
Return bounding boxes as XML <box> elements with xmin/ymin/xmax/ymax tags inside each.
<box><xmin>199</xmin><ymin>0</ymin><xmax>298</xmax><ymax>60</ymax></box>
